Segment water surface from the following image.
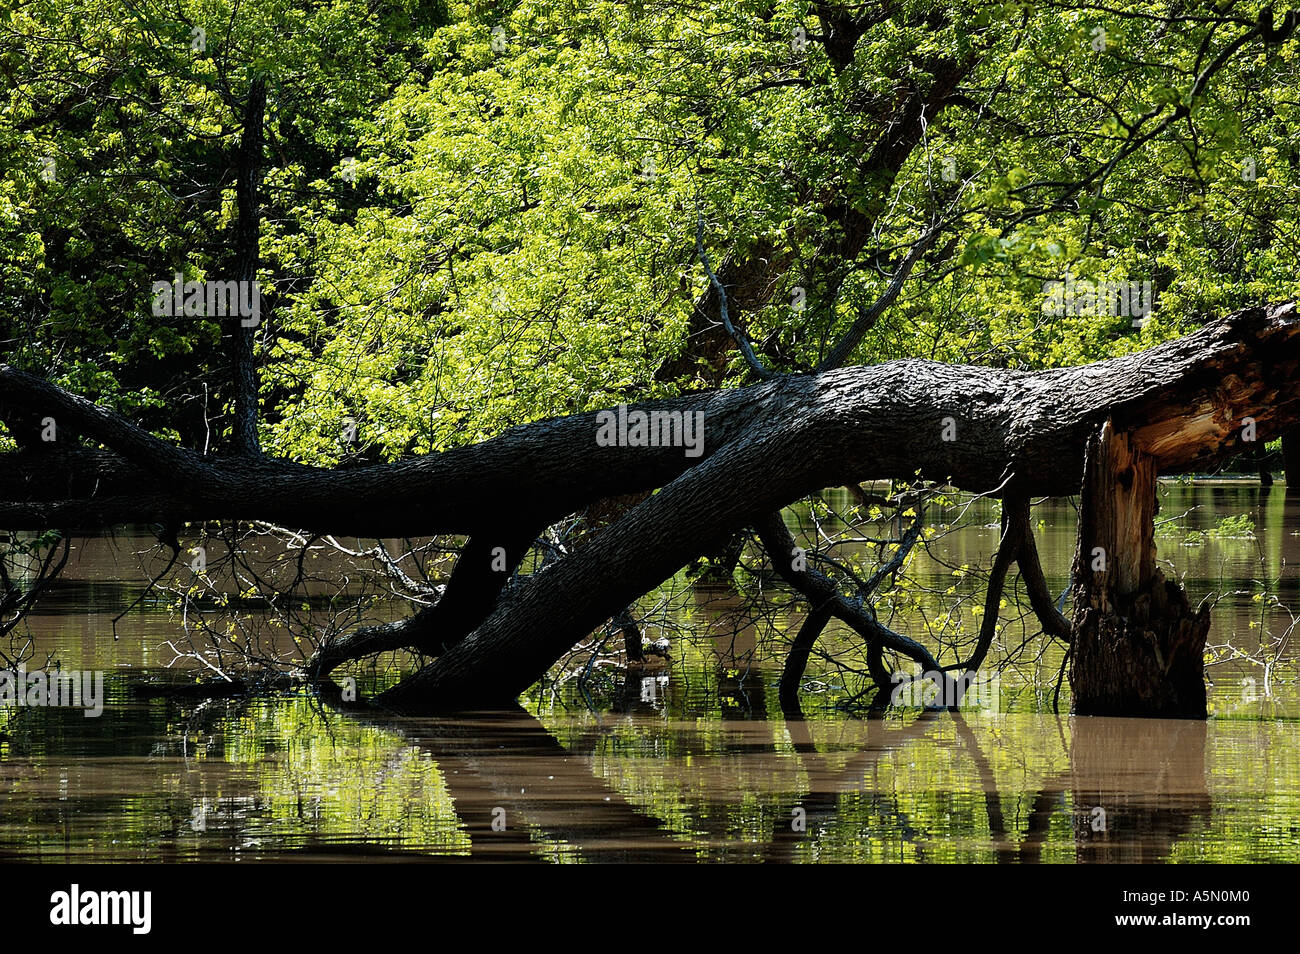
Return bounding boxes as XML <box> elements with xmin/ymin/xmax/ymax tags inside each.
<box><xmin>2</xmin><ymin>482</ymin><xmax>1298</xmax><ymax>862</ymax></box>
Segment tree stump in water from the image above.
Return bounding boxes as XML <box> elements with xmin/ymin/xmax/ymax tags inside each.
<box><xmin>1069</xmin><ymin>420</ymin><xmax>1210</xmax><ymax>718</ymax></box>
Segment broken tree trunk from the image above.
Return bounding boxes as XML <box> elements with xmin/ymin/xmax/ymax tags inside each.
<box><xmin>1068</xmin><ymin>420</ymin><xmax>1210</xmax><ymax>718</ymax></box>
<box><xmin>4</xmin><ymin>302</ymin><xmax>1300</xmax><ymax>712</ymax></box>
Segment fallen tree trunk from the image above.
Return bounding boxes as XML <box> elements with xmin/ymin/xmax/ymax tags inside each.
<box><xmin>378</xmin><ymin>302</ymin><xmax>1300</xmax><ymax>711</ymax></box>
<box><xmin>4</xmin><ymin>301</ymin><xmax>1300</xmax><ymax>712</ymax></box>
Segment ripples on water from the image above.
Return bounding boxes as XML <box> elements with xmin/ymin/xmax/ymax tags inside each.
<box><xmin>1</xmin><ymin>484</ymin><xmax>1298</xmax><ymax>862</ymax></box>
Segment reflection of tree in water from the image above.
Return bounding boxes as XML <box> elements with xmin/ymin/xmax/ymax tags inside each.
<box><xmin>766</xmin><ymin>710</ymin><xmax>938</xmax><ymax>863</ymax></box>
<box><xmin>1070</xmin><ymin>717</ymin><xmax>1211</xmax><ymax>864</ymax></box>
<box><xmin>694</xmin><ymin>582</ymin><xmax>769</xmax><ymax>720</ymax></box>
<box><xmin>602</xmin><ymin>581</ymin><xmax>772</xmax><ymax>718</ymax></box>
<box><xmin>353</xmin><ymin>702</ymin><xmax>1212</xmax><ymax>864</ymax></box>
<box><xmin>1198</xmin><ymin>484</ymin><xmax>1300</xmax><ymax>711</ymax></box>
<box><xmin>11</xmin><ymin>688</ymin><xmax>1212</xmax><ymax>863</ymax></box>
<box><xmin>350</xmin><ymin>704</ymin><xmax>695</xmax><ymax>863</ymax></box>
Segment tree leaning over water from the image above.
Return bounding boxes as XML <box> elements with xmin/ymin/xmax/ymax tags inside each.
<box><xmin>3</xmin><ymin>300</ymin><xmax>1300</xmax><ymax>715</ymax></box>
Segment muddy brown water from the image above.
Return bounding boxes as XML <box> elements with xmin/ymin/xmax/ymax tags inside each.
<box><xmin>1</xmin><ymin>482</ymin><xmax>1297</xmax><ymax>862</ymax></box>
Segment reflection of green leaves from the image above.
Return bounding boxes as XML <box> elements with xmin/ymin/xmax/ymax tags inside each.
<box><xmin>1159</xmin><ymin>512</ymin><xmax>1255</xmax><ymax>545</ymax></box>
<box><xmin>223</xmin><ymin>695</ymin><xmax>471</xmax><ymax>853</ymax></box>
<box><xmin>1207</xmin><ymin>514</ymin><xmax>1255</xmax><ymax>539</ymax></box>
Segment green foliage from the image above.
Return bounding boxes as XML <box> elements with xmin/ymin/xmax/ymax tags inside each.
<box><xmin>3</xmin><ymin>1</ymin><xmax>1299</xmax><ymax>462</ymax></box>
<box><xmin>1158</xmin><ymin>510</ymin><xmax>1256</xmax><ymax>545</ymax></box>
<box><xmin>1207</xmin><ymin>513</ymin><xmax>1257</xmax><ymax>539</ymax></box>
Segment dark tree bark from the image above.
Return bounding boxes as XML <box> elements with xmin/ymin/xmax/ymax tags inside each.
<box><xmin>1068</xmin><ymin>421</ymin><xmax>1210</xmax><ymax>718</ymax></box>
<box><xmin>3</xmin><ymin>301</ymin><xmax>1300</xmax><ymax>713</ymax></box>
<box><xmin>1283</xmin><ymin>427</ymin><xmax>1300</xmax><ymax>487</ymax></box>
<box><xmin>229</xmin><ymin>78</ymin><xmax>265</xmax><ymax>457</ymax></box>
<box><xmin>615</xmin><ymin>607</ymin><xmax>644</xmax><ymax>663</ymax></box>
<box><xmin>779</xmin><ymin>604</ymin><xmax>832</xmax><ymax>716</ymax></box>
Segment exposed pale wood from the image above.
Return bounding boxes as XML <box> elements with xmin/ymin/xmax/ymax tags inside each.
<box><xmin>3</xmin><ymin>302</ymin><xmax>1298</xmax><ymax>711</ymax></box>
<box><xmin>1069</xmin><ymin>420</ymin><xmax>1210</xmax><ymax>718</ymax></box>
<box><xmin>1077</xmin><ymin>421</ymin><xmax>1155</xmax><ymax>598</ymax></box>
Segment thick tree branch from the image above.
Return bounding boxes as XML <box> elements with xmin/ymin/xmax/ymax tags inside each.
<box><xmin>779</xmin><ymin>603</ymin><xmax>833</xmax><ymax>715</ymax></box>
<box><xmin>1015</xmin><ymin>500</ymin><xmax>1072</xmax><ymax>641</ymax></box>
<box><xmin>4</xmin><ymin>302</ymin><xmax>1300</xmax><ymax>547</ymax></box>
<box><xmin>962</xmin><ymin>496</ymin><xmax>1023</xmax><ymax>673</ymax></box>
<box><xmin>307</xmin><ymin>525</ymin><xmax>543</xmax><ymax>677</ymax></box>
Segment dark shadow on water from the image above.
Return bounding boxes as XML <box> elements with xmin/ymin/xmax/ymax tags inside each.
<box><xmin>1069</xmin><ymin>716</ymin><xmax>1210</xmax><ymax>863</ymax></box>
<box><xmin>368</xmin><ymin>705</ymin><xmax>696</xmax><ymax>863</ymax></box>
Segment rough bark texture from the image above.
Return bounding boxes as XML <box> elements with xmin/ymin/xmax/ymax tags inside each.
<box><xmin>3</xmin><ymin>301</ymin><xmax>1299</xmax><ymax>711</ymax></box>
<box><xmin>8</xmin><ymin>302</ymin><xmax>1298</xmax><ymax>534</ymax></box>
<box><xmin>378</xmin><ymin>303</ymin><xmax>1299</xmax><ymax>710</ymax></box>
<box><xmin>1068</xmin><ymin>421</ymin><xmax>1211</xmax><ymax>718</ymax></box>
